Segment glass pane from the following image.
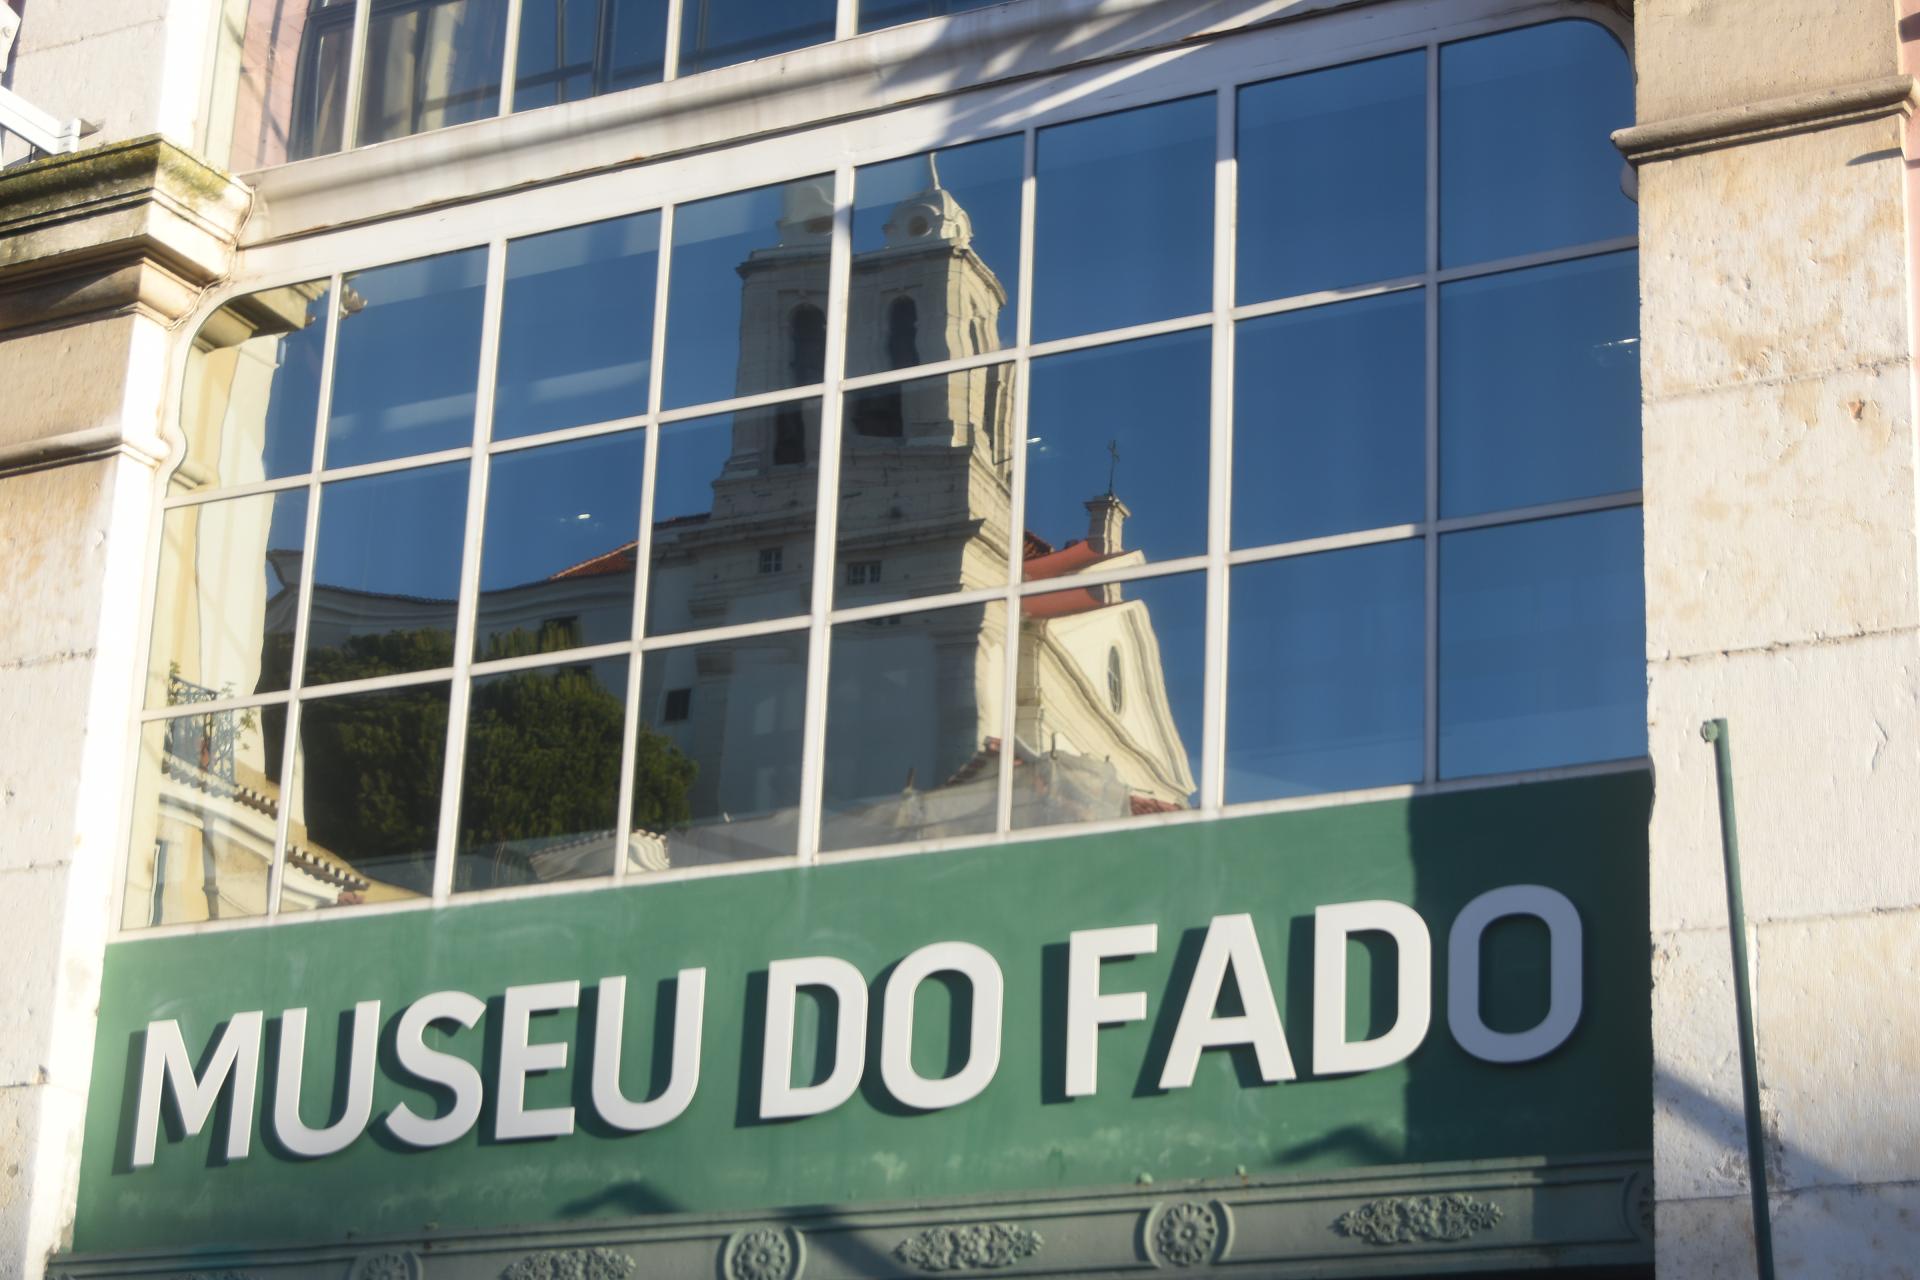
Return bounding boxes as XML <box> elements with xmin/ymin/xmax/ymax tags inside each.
<box><xmin>1439</xmin><ymin>252</ymin><xmax>1639</xmax><ymax>518</ymax></box>
<box><xmin>848</xmin><ymin>136</ymin><xmax>1022</xmax><ymax>377</ymax></box>
<box><xmin>281</xmin><ymin>683</ymin><xmax>449</xmax><ymax>910</ymax></box>
<box><xmin>676</xmin><ymin>0</ymin><xmax>835</xmax><ymax>76</ymax></box>
<box><xmin>837</xmin><ymin>367</ymin><xmax>1015</xmax><ymax>607</ymax></box>
<box><xmin>1033</xmin><ymin>96</ymin><xmax>1214</xmax><ymax>341</ymax></box>
<box><xmin>858</xmin><ymin>0</ymin><xmax>1003</xmax><ymax>33</ymax></box>
<box><xmin>224</xmin><ymin>0</ymin><xmax>353</xmax><ymax>169</ymax></box>
<box><xmin>455</xmin><ymin>656</ymin><xmax>629</xmax><ymax>891</ymax></box>
<box><xmin>664</xmin><ymin>178</ymin><xmax>833</xmax><ymax>410</ymax></box>
<box><xmin>327</xmin><ymin>249</ymin><xmax>488</xmax><ymax>468</ymax></box>
<box><xmin>477</xmin><ymin>432</ymin><xmax>644</xmax><ymax>659</ymax></box>
<box><xmin>1226</xmin><ymin>540</ymin><xmax>1424</xmax><ymax>802</ymax></box>
<box><xmin>1237</xmin><ymin>51</ymin><xmax>1425</xmax><ymax>304</ymax></box>
<box><xmin>178</xmin><ymin>281</ymin><xmax>329</xmax><ymax>493</ymax></box>
<box><xmin>1233</xmin><ymin>291</ymin><xmax>1424</xmax><ymax>547</ymax></box>
<box><xmin>1440</xmin><ymin>20</ymin><xmax>1635</xmax><ymax>268</ymax></box>
<box><xmin>1439</xmin><ymin>508</ymin><xmax>1645</xmax><ymax>778</ymax></box>
<box><xmin>1023</xmin><ymin>331</ymin><xmax>1209</xmax><ymax>578</ymax></box>
<box><xmin>514</xmin><ymin>0</ymin><xmax>666</xmax><ymax>110</ymax></box>
<box><xmin>305</xmin><ymin>463</ymin><xmax>468</xmax><ymax>684</ymax></box>
<box><xmin>1013</xmin><ymin>571</ymin><xmax>1202</xmax><ymax>830</ymax></box>
<box><xmin>822</xmin><ymin>600</ymin><xmax>1005</xmax><ymax>852</ymax></box>
<box><xmin>148</xmin><ymin>490</ymin><xmax>310</xmax><ymax>709</ymax></box>
<box><xmin>495</xmin><ymin>213</ymin><xmax>659</xmax><ymax>440</ymax></box>
<box><xmin>646</xmin><ymin>403</ymin><xmax>819</xmax><ymax>637</ymax></box>
<box><xmin>359</xmin><ymin>0</ymin><xmax>509</xmax><ymax>146</ymax></box>
<box><xmin>638</xmin><ymin>631</ymin><xmax>806</xmax><ymax>867</ymax></box>
<box><xmin>122</xmin><ymin>713</ymin><xmax>281</xmax><ymax>929</ymax></box>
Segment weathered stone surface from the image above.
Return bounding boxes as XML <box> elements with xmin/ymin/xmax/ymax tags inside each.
<box><xmin>1652</xmin><ymin>927</ymin><xmax>1752</xmax><ymax>1202</ymax></box>
<box><xmin>1654</xmin><ymin>1195</ymin><xmax>1759</xmax><ymax>1280</ymax></box>
<box><xmin>1770</xmin><ymin>1180</ymin><xmax>1920</xmax><ymax>1277</ymax></box>
<box><xmin>1647</xmin><ymin>631</ymin><xmax>1920</xmax><ymax>932</ymax></box>
<box><xmin>1635</xmin><ymin>0</ymin><xmax>1900</xmax><ymax>123</ymax></box>
<box><xmin>0</xmin><ymin>655</ymin><xmax>93</xmax><ymax>877</ymax></box>
<box><xmin>0</xmin><ymin>460</ymin><xmax>117</xmax><ymax>665</ymax></box>
<box><xmin>1643</xmin><ymin>363</ymin><xmax>1919</xmax><ymax>660</ymax></box>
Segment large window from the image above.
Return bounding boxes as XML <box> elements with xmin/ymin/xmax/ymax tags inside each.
<box><xmin>133</xmin><ymin>16</ymin><xmax>1640</xmax><ymax>930</ymax></box>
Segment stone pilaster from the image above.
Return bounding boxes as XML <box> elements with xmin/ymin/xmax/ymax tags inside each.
<box><xmin>1621</xmin><ymin>2</ymin><xmax>1920</xmax><ymax>1273</ymax></box>
<box><xmin>0</xmin><ymin>136</ymin><xmax>248</xmax><ymax>1278</ymax></box>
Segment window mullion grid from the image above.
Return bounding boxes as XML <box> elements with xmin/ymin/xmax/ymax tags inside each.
<box><xmin>340</xmin><ymin>0</ymin><xmax>375</xmax><ymax>151</ymax></box>
<box><xmin>996</xmin><ymin>125</ymin><xmax>1039</xmax><ymax>836</ymax></box>
<box><xmin>430</xmin><ymin>238</ymin><xmax>511</xmax><ymax>903</ymax></box>
<box><xmin>616</xmin><ymin>202</ymin><xmax>678</xmax><ymax>884</ymax></box>
<box><xmin>835</xmin><ymin>0</ymin><xmax>858</xmax><ymax>42</ymax></box>
<box><xmin>1199</xmin><ymin>85</ymin><xmax>1234</xmax><ymax>815</ymax></box>
<box><xmin>499</xmin><ymin>0</ymin><xmax>526</xmax><ymax>115</ymax></box>
<box><xmin>267</xmin><ymin>271</ymin><xmax>348</xmax><ymax>919</ymax></box>
<box><xmin>1422</xmin><ymin>39</ymin><xmax>1442</xmax><ymax>787</ymax></box>
<box><xmin>661</xmin><ymin>0</ymin><xmax>684</xmax><ymax>80</ymax></box>
<box><xmin>795</xmin><ymin>166</ymin><xmax>856</xmax><ymax>866</ymax></box>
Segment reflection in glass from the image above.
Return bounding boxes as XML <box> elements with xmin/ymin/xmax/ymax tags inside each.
<box><xmin>149</xmin><ymin>491</ymin><xmax>310</xmax><ymax>709</ymax></box>
<box><xmin>849</xmin><ymin>136</ymin><xmax>1021</xmax><ymax>377</ymax></box>
<box><xmin>304</xmin><ymin>463</ymin><xmax>468</xmax><ymax>684</ymax></box>
<box><xmin>327</xmin><ymin>248</ymin><xmax>488</xmax><ymax>468</ymax></box>
<box><xmin>1234</xmin><ymin>291</ymin><xmax>1423</xmax><ymax>547</ymax></box>
<box><xmin>639</xmin><ymin>631</ymin><xmax>805</xmax><ymax>866</ymax></box>
<box><xmin>495</xmin><ymin>213</ymin><xmax>658</xmax><ymax>440</ymax></box>
<box><xmin>1439</xmin><ymin>509</ymin><xmax>1645</xmax><ymax>778</ymax></box>
<box><xmin>837</xmin><ymin>368</ymin><xmax>1014</xmax><ymax>607</ymax></box>
<box><xmin>1013</xmin><ymin>572</ymin><xmax>1201</xmax><ymax>830</ymax></box>
<box><xmin>359</xmin><ymin>0</ymin><xmax>508</xmax><ymax>146</ymax></box>
<box><xmin>858</xmin><ymin>0</ymin><xmax>1003</xmax><ymax>32</ymax></box>
<box><xmin>1033</xmin><ymin>96</ymin><xmax>1214</xmax><ymax>341</ymax></box>
<box><xmin>179</xmin><ymin>281</ymin><xmax>329</xmax><ymax>493</ymax></box>
<box><xmin>478</xmin><ymin>432</ymin><xmax>644</xmax><ymax>658</ymax></box>
<box><xmin>664</xmin><ymin>178</ymin><xmax>833</xmax><ymax>410</ymax></box>
<box><xmin>1237</xmin><ymin>51</ymin><xmax>1425</xmax><ymax>303</ymax></box>
<box><xmin>281</xmin><ymin>683</ymin><xmax>449</xmax><ymax>910</ymax></box>
<box><xmin>1024</xmin><ymin>331</ymin><xmax>1209</xmax><ymax>576</ymax></box>
<box><xmin>1226</xmin><ymin>541</ymin><xmax>1424</xmax><ymax>801</ymax></box>
<box><xmin>1440</xmin><ymin>20</ymin><xmax>1635</xmax><ymax>267</ymax></box>
<box><xmin>1439</xmin><ymin>252</ymin><xmax>1639</xmax><ymax>517</ymax></box>
<box><xmin>676</xmin><ymin>0</ymin><xmax>835</xmax><ymax>76</ymax></box>
<box><xmin>822</xmin><ymin>601</ymin><xmax>1005</xmax><ymax>851</ymax></box>
<box><xmin>514</xmin><ymin>0</ymin><xmax>666</xmax><ymax>110</ymax></box>
<box><xmin>220</xmin><ymin>0</ymin><xmax>353</xmax><ymax>170</ymax></box>
<box><xmin>647</xmin><ymin>404</ymin><xmax>819</xmax><ymax>637</ymax></box>
<box><xmin>455</xmin><ymin>657</ymin><xmax>631</xmax><ymax>891</ymax></box>
<box><xmin>122</xmin><ymin>713</ymin><xmax>281</xmax><ymax>929</ymax></box>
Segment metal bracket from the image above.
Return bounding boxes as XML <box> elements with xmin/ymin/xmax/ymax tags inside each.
<box><xmin>0</xmin><ymin>82</ymin><xmax>97</xmax><ymax>157</ymax></box>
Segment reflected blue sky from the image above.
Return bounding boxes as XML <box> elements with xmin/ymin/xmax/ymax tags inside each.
<box><xmin>1033</xmin><ymin>96</ymin><xmax>1214</xmax><ymax>341</ymax></box>
<box><xmin>1440</xmin><ymin>251</ymin><xmax>1640</xmax><ymax>517</ymax></box>
<box><xmin>1227</xmin><ymin>540</ymin><xmax>1424</xmax><ymax>802</ymax></box>
<box><xmin>1024</xmin><ymin>330</ymin><xmax>1209</xmax><ymax>567</ymax></box>
<box><xmin>327</xmin><ymin>249</ymin><xmax>487</xmax><ymax>469</ymax></box>
<box><xmin>858</xmin><ymin>0</ymin><xmax>1003</xmax><ymax>33</ymax></box>
<box><xmin>257</xmin><ymin>289</ymin><xmax>329</xmax><ymax>481</ymax></box>
<box><xmin>1439</xmin><ymin>508</ymin><xmax>1645</xmax><ymax>778</ymax></box>
<box><xmin>495</xmin><ymin>213</ymin><xmax>658</xmax><ymax>440</ymax></box>
<box><xmin>1237</xmin><ymin>51</ymin><xmax>1424</xmax><ymax>304</ymax></box>
<box><xmin>514</xmin><ymin>0</ymin><xmax>667</xmax><ymax>109</ymax></box>
<box><xmin>1234</xmin><ymin>290</ymin><xmax>1424</xmax><ymax>547</ymax></box>
<box><xmin>1440</xmin><ymin>20</ymin><xmax>1635</xmax><ymax>267</ymax></box>
<box><xmin>678</xmin><ymin>0</ymin><xmax>835</xmax><ymax>76</ymax></box>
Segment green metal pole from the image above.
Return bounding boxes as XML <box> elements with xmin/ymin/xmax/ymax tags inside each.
<box><xmin>1699</xmin><ymin>718</ymin><xmax>1777</xmax><ymax>1280</ymax></box>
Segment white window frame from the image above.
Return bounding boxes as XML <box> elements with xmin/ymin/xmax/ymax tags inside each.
<box><xmin>120</xmin><ymin>0</ymin><xmax>1642</xmax><ymax>939</ymax></box>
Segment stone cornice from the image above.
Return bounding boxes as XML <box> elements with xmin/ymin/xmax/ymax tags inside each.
<box><xmin>1614</xmin><ymin>73</ymin><xmax>1918</xmax><ymax>165</ymax></box>
<box><xmin>0</xmin><ymin>135</ymin><xmax>252</xmax><ymax>335</ymax></box>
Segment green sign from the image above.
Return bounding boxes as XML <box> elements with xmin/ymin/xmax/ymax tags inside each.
<box><xmin>76</xmin><ymin>773</ymin><xmax>1651</xmax><ymax>1253</ymax></box>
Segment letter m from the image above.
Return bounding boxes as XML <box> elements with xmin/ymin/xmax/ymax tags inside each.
<box><xmin>131</xmin><ymin>1012</ymin><xmax>264</xmax><ymax>1168</ymax></box>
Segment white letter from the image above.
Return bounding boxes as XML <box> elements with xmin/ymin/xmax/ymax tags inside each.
<box><xmin>132</xmin><ymin>1012</ymin><xmax>263</xmax><ymax>1168</ymax></box>
<box><xmin>385</xmin><ymin>991</ymin><xmax>486</xmax><ymax>1148</ymax></box>
<box><xmin>1159</xmin><ymin>914</ymin><xmax>1295</xmax><ymax>1089</ymax></box>
<box><xmin>1448</xmin><ymin>885</ymin><xmax>1583</xmax><ymax>1063</ymax></box>
<box><xmin>592</xmin><ymin>970</ymin><xmax>707</xmax><ymax>1131</ymax></box>
<box><xmin>497</xmin><ymin>980</ymin><xmax>581</xmax><ymax>1140</ymax></box>
<box><xmin>761</xmin><ymin>956</ymin><xmax>867</xmax><ymax>1119</ymax></box>
<box><xmin>879</xmin><ymin>942</ymin><xmax>1003</xmax><ymax>1111</ymax></box>
<box><xmin>1064</xmin><ymin>924</ymin><xmax>1157</xmax><ymax>1098</ymax></box>
<box><xmin>273</xmin><ymin>1001</ymin><xmax>381</xmax><ymax>1158</ymax></box>
<box><xmin>1312</xmin><ymin>900</ymin><xmax>1432</xmax><ymax>1076</ymax></box>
